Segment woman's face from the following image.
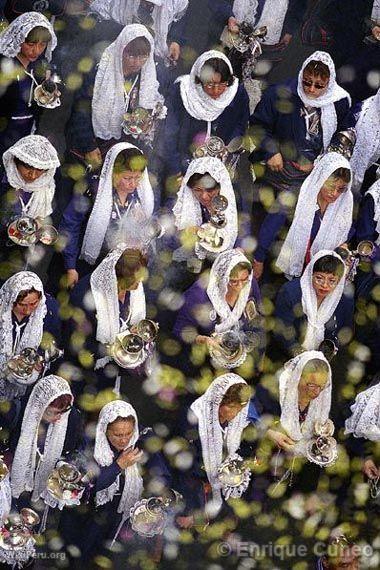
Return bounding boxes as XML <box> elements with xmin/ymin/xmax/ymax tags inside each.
<box><xmin>318</xmin><ymin>176</ymin><xmax>349</xmax><ymax>206</ymax></box>
<box><xmin>106</xmin><ymin>419</ymin><xmax>135</xmax><ymax>451</ymax></box>
<box><xmin>227</xmin><ymin>268</ymin><xmax>250</xmax><ymax>296</ymax></box>
<box><xmin>113</xmin><ymin>169</ymin><xmax>143</xmax><ymax>194</ymax></box>
<box><xmin>19</xmin><ymin>39</ymin><xmax>48</xmax><ymax>64</ymax></box>
<box><xmin>12</xmin><ymin>291</ymin><xmax>41</xmax><ymax>318</ymax></box>
<box><xmin>191</xmin><ymin>183</ymin><xmax>220</xmax><ymax>209</ymax></box>
<box><xmin>312</xmin><ymin>271</ymin><xmax>340</xmax><ymax>301</ymax></box>
<box><xmin>42</xmin><ymin>402</ymin><xmax>72</xmax><ymax>424</ymax></box>
<box><xmin>298</xmin><ymin>370</ymin><xmax>328</xmax><ymax>402</ymax></box>
<box><xmin>17</xmin><ymin>162</ymin><xmax>46</xmax><ymax>183</ymax></box>
<box><xmin>122</xmin><ymin>47</ymin><xmax>150</xmax><ymax>76</ymax></box>
<box><xmin>218</xmin><ymin>402</ymin><xmax>245</xmax><ymax>423</ymax></box>
<box><xmin>301</xmin><ymin>71</ymin><xmax>329</xmax><ymax>99</ymax></box>
<box><xmin>202</xmin><ymin>72</ymin><xmax>229</xmax><ymax>100</ymax></box>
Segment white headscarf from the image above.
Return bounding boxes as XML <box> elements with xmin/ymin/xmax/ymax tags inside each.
<box><xmin>345</xmin><ymin>383</ymin><xmax>380</xmax><ymax>441</ymax></box>
<box><xmin>11</xmin><ymin>375</ymin><xmax>73</xmax><ymax>501</ymax></box>
<box><xmin>176</xmin><ymin>50</ymin><xmax>239</xmax><ymax>122</ymax></box>
<box><xmin>90</xmin><ymin>0</ymin><xmax>188</xmax><ymax>58</ymax></box>
<box><xmin>80</xmin><ymin>142</ymin><xmax>154</xmax><ymax>265</ymax></box>
<box><xmin>300</xmin><ymin>250</ymin><xmax>346</xmax><ymax>350</ymax></box>
<box><xmin>0</xmin><ymin>271</ymin><xmax>47</xmax><ymax>358</ymax></box>
<box><xmin>297</xmin><ymin>51</ymin><xmax>351</xmax><ymax>151</ymax></box>
<box><xmin>173</xmin><ymin>156</ymin><xmax>238</xmax><ymax>255</ymax></box>
<box><xmin>365</xmin><ymin>180</ymin><xmax>380</xmax><ymax>245</ymax></box>
<box><xmin>190</xmin><ymin>373</ymin><xmax>249</xmax><ymax>513</ymax></box>
<box><xmin>94</xmin><ymin>400</ymin><xmax>143</xmax><ymax>516</ymax></box>
<box><xmin>279</xmin><ymin>351</ymin><xmax>332</xmax><ymax>456</ymax></box>
<box><xmin>2</xmin><ymin>135</ymin><xmax>60</xmax><ymax>219</ymax></box>
<box><xmin>90</xmin><ymin>243</ymin><xmax>146</xmax><ymax>346</ymax></box>
<box><xmin>0</xmin><ymin>12</ymin><xmax>57</xmax><ymax>62</ymax></box>
<box><xmin>92</xmin><ymin>24</ymin><xmax>164</xmax><ymax>141</ymax></box>
<box><xmin>350</xmin><ymin>90</ymin><xmax>380</xmax><ymax>193</ymax></box>
<box><xmin>276</xmin><ymin>152</ymin><xmax>353</xmax><ymax>277</ymax></box>
<box><xmin>207</xmin><ymin>249</ymin><xmax>253</xmax><ymax>334</ymax></box>
<box><xmin>233</xmin><ymin>0</ymin><xmax>290</xmax><ymax>45</ymax></box>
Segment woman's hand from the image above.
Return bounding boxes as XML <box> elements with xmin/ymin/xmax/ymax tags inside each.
<box><xmin>66</xmin><ymin>269</ymin><xmax>79</xmax><ymax>289</ymax></box>
<box><xmin>363</xmin><ymin>458</ymin><xmax>380</xmax><ymax>480</ymax></box>
<box><xmin>372</xmin><ymin>25</ymin><xmax>380</xmax><ymax>41</ymax></box>
<box><xmin>252</xmin><ymin>259</ymin><xmax>264</xmax><ymax>281</ymax></box>
<box><xmin>267</xmin><ymin>429</ymin><xmax>296</xmax><ymax>451</ymax></box>
<box><xmin>116</xmin><ymin>446</ymin><xmax>144</xmax><ymax>469</ymax></box>
<box><xmin>195</xmin><ymin>335</ymin><xmax>220</xmax><ymax>349</ymax></box>
<box><xmin>267</xmin><ymin>153</ymin><xmax>284</xmax><ymax>172</ymax></box>
<box><xmin>169</xmin><ymin>42</ymin><xmax>181</xmax><ymax>61</ymax></box>
<box><xmin>84</xmin><ymin>148</ymin><xmax>102</xmax><ymax>171</ymax></box>
<box><xmin>176</xmin><ymin>515</ymin><xmax>194</xmax><ymax>529</ymax></box>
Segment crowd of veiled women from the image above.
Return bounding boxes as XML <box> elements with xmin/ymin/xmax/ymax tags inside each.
<box><xmin>0</xmin><ymin>1</ymin><xmax>379</xmax><ymax>569</ymax></box>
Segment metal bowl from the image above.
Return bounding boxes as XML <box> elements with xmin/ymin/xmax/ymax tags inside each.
<box><xmin>20</xmin><ymin>508</ymin><xmax>40</xmax><ymax>528</ymax></box>
<box><xmin>7</xmin><ymin>217</ymin><xmax>38</xmax><ymax>246</ymax></box>
<box><xmin>133</xmin><ymin>319</ymin><xmax>159</xmax><ymax>343</ymax></box>
<box><xmin>357</xmin><ymin>240</ymin><xmax>375</xmax><ymax>258</ymax></box>
<box><xmin>112</xmin><ymin>333</ymin><xmax>145</xmax><ymax>368</ymax></box>
<box><xmin>37</xmin><ymin>225</ymin><xmax>58</xmax><ymax>246</ymax></box>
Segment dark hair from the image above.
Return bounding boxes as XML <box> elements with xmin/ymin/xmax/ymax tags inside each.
<box><xmin>14</xmin><ymin>157</ymin><xmax>46</xmax><ymax>171</ymax></box>
<box><xmin>302</xmin><ymin>358</ymin><xmax>330</xmax><ymax>376</ymax></box>
<box><xmin>24</xmin><ymin>26</ymin><xmax>52</xmax><ymax>44</ymax></box>
<box><xmin>313</xmin><ymin>255</ymin><xmax>344</xmax><ymax>278</ymax></box>
<box><xmin>123</xmin><ymin>36</ymin><xmax>151</xmax><ymax>57</ymax></box>
<box><xmin>221</xmin><ymin>383</ymin><xmax>251</xmax><ymax>406</ymax></box>
<box><xmin>195</xmin><ymin>57</ymin><xmax>234</xmax><ymax>86</ymax></box>
<box><xmin>303</xmin><ymin>60</ymin><xmax>330</xmax><ymax>80</ymax></box>
<box><xmin>113</xmin><ymin>148</ymin><xmax>147</xmax><ymax>175</ymax></box>
<box><xmin>229</xmin><ymin>261</ymin><xmax>252</xmax><ymax>278</ymax></box>
<box><xmin>331</xmin><ymin>167</ymin><xmax>351</xmax><ymax>184</ymax></box>
<box><xmin>115</xmin><ymin>249</ymin><xmax>148</xmax><ymax>289</ymax></box>
<box><xmin>49</xmin><ymin>394</ymin><xmax>73</xmax><ymax>411</ymax></box>
<box><xmin>15</xmin><ymin>287</ymin><xmax>42</xmax><ymax>304</ymax></box>
<box><xmin>107</xmin><ymin>415</ymin><xmax>136</xmax><ymax>429</ymax></box>
<box><xmin>187</xmin><ymin>172</ymin><xmax>220</xmax><ymax>191</ymax></box>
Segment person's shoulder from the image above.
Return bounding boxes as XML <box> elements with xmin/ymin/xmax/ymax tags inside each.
<box><xmin>279</xmin><ymin>278</ymin><xmax>301</xmax><ymax>299</ymax></box>
<box><xmin>45</xmin><ymin>293</ymin><xmax>59</xmax><ymax>314</ymax></box>
<box><xmin>70</xmin><ymin>274</ymin><xmax>92</xmax><ymax>305</ymax></box>
<box><xmin>184</xmin><ymin>279</ymin><xmax>208</xmax><ymax>302</ymax></box>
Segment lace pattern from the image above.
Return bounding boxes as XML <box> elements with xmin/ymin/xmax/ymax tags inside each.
<box><xmin>190</xmin><ymin>373</ymin><xmax>249</xmax><ymax>515</ymax></box>
<box><xmin>0</xmin><ymin>474</ymin><xmax>11</xmax><ymax>523</ymax></box>
<box><xmin>366</xmin><ymin>180</ymin><xmax>380</xmax><ymax>244</ymax></box>
<box><xmin>94</xmin><ymin>401</ymin><xmax>143</xmax><ymax>516</ymax></box>
<box><xmin>3</xmin><ymin>135</ymin><xmax>60</xmax><ymax>219</ymax></box>
<box><xmin>80</xmin><ymin>142</ymin><xmax>154</xmax><ymax>265</ymax></box>
<box><xmin>207</xmin><ymin>249</ymin><xmax>253</xmax><ymax>334</ymax></box>
<box><xmin>0</xmin><ymin>272</ymin><xmax>47</xmax><ymax>359</ymax></box>
<box><xmin>0</xmin><ymin>12</ymin><xmax>57</xmax><ymax>61</ymax></box>
<box><xmin>276</xmin><ymin>152</ymin><xmax>353</xmax><ymax>277</ymax></box>
<box><xmin>10</xmin><ymin>375</ymin><xmax>73</xmax><ymax>502</ymax></box>
<box><xmin>92</xmin><ymin>24</ymin><xmax>165</xmax><ymax>141</ymax></box>
<box><xmin>177</xmin><ymin>50</ymin><xmax>239</xmax><ymax>122</ymax></box>
<box><xmin>345</xmin><ymin>383</ymin><xmax>380</xmax><ymax>441</ymax></box>
<box><xmin>279</xmin><ymin>351</ymin><xmax>332</xmax><ymax>456</ymax></box>
<box><xmin>90</xmin><ymin>244</ymin><xmax>146</xmax><ymax>345</ymax></box>
<box><xmin>300</xmin><ymin>250</ymin><xmax>346</xmax><ymax>350</ymax></box>
<box><xmin>297</xmin><ymin>52</ymin><xmax>351</xmax><ymax>151</ymax></box>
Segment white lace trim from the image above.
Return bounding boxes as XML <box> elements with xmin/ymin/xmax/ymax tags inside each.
<box><xmin>0</xmin><ymin>12</ymin><xmax>57</xmax><ymax>62</ymax></box>
<box><xmin>207</xmin><ymin>249</ymin><xmax>252</xmax><ymax>334</ymax></box>
<box><xmin>234</xmin><ymin>0</ymin><xmax>290</xmax><ymax>45</ymax></box>
<box><xmin>276</xmin><ymin>152</ymin><xmax>353</xmax><ymax>277</ymax></box>
<box><xmin>366</xmin><ymin>180</ymin><xmax>380</xmax><ymax>244</ymax></box>
<box><xmin>300</xmin><ymin>250</ymin><xmax>346</xmax><ymax>350</ymax></box>
<box><xmin>345</xmin><ymin>383</ymin><xmax>380</xmax><ymax>441</ymax></box>
<box><xmin>3</xmin><ymin>135</ymin><xmax>60</xmax><ymax>219</ymax></box>
<box><xmin>92</xmin><ymin>24</ymin><xmax>165</xmax><ymax>141</ymax></box>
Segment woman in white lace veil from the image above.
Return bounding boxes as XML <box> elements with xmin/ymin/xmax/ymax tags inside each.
<box><xmin>10</xmin><ymin>375</ymin><xmax>75</xmax><ymax>502</ymax></box>
<box><xmin>92</xmin><ymin>24</ymin><xmax>165</xmax><ymax>144</ymax></box>
<box><xmin>300</xmin><ymin>250</ymin><xmax>346</xmax><ymax>351</ymax></box>
<box><xmin>276</xmin><ymin>151</ymin><xmax>353</xmax><ymax>277</ymax></box>
<box><xmin>89</xmin><ymin>0</ymin><xmax>188</xmax><ymax>59</ymax></box>
<box><xmin>176</xmin><ymin>50</ymin><xmax>239</xmax><ymax>125</ymax></box>
<box><xmin>297</xmin><ymin>51</ymin><xmax>351</xmax><ymax>152</ymax></box>
<box><xmin>271</xmin><ymin>351</ymin><xmax>332</xmax><ymax>457</ymax></box>
<box><xmin>172</xmin><ymin>157</ymin><xmax>238</xmax><ymax>262</ymax></box>
<box><xmin>0</xmin><ymin>11</ymin><xmax>57</xmax><ymax>61</ymax></box>
<box><xmin>188</xmin><ymin>373</ymin><xmax>250</xmax><ymax>516</ymax></box>
<box><xmin>349</xmin><ymin>88</ymin><xmax>380</xmax><ymax>194</ymax></box>
<box><xmin>79</xmin><ymin>142</ymin><xmax>154</xmax><ymax>266</ymax></box>
<box><xmin>2</xmin><ymin>135</ymin><xmax>60</xmax><ymax>220</ymax></box>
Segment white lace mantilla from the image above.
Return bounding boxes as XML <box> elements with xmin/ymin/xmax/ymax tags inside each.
<box><xmin>0</xmin><ymin>12</ymin><xmax>57</xmax><ymax>61</ymax></box>
<box><xmin>345</xmin><ymin>383</ymin><xmax>380</xmax><ymax>441</ymax></box>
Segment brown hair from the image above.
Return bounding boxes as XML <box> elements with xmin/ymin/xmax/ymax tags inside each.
<box><xmin>49</xmin><ymin>394</ymin><xmax>73</xmax><ymax>411</ymax></box>
<box><xmin>25</xmin><ymin>26</ymin><xmax>52</xmax><ymax>44</ymax></box>
<box><xmin>302</xmin><ymin>358</ymin><xmax>330</xmax><ymax>376</ymax></box>
<box><xmin>115</xmin><ymin>249</ymin><xmax>148</xmax><ymax>289</ymax></box>
<box><xmin>187</xmin><ymin>172</ymin><xmax>220</xmax><ymax>191</ymax></box>
<box><xmin>331</xmin><ymin>167</ymin><xmax>351</xmax><ymax>184</ymax></box>
<box><xmin>123</xmin><ymin>36</ymin><xmax>151</xmax><ymax>57</ymax></box>
<box><xmin>303</xmin><ymin>60</ymin><xmax>330</xmax><ymax>81</ymax></box>
<box><xmin>221</xmin><ymin>383</ymin><xmax>251</xmax><ymax>406</ymax></box>
<box><xmin>107</xmin><ymin>415</ymin><xmax>136</xmax><ymax>430</ymax></box>
<box><xmin>113</xmin><ymin>148</ymin><xmax>147</xmax><ymax>175</ymax></box>
<box><xmin>15</xmin><ymin>288</ymin><xmax>42</xmax><ymax>304</ymax></box>
<box><xmin>229</xmin><ymin>261</ymin><xmax>252</xmax><ymax>279</ymax></box>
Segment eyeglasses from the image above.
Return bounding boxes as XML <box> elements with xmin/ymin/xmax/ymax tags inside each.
<box><xmin>302</xmin><ymin>78</ymin><xmax>328</xmax><ymax>90</ymax></box>
<box><xmin>312</xmin><ymin>274</ymin><xmax>339</xmax><ymax>288</ymax></box>
<box><xmin>203</xmin><ymin>82</ymin><xmax>229</xmax><ymax>90</ymax></box>
<box><xmin>124</xmin><ymin>54</ymin><xmax>149</xmax><ymax>63</ymax></box>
